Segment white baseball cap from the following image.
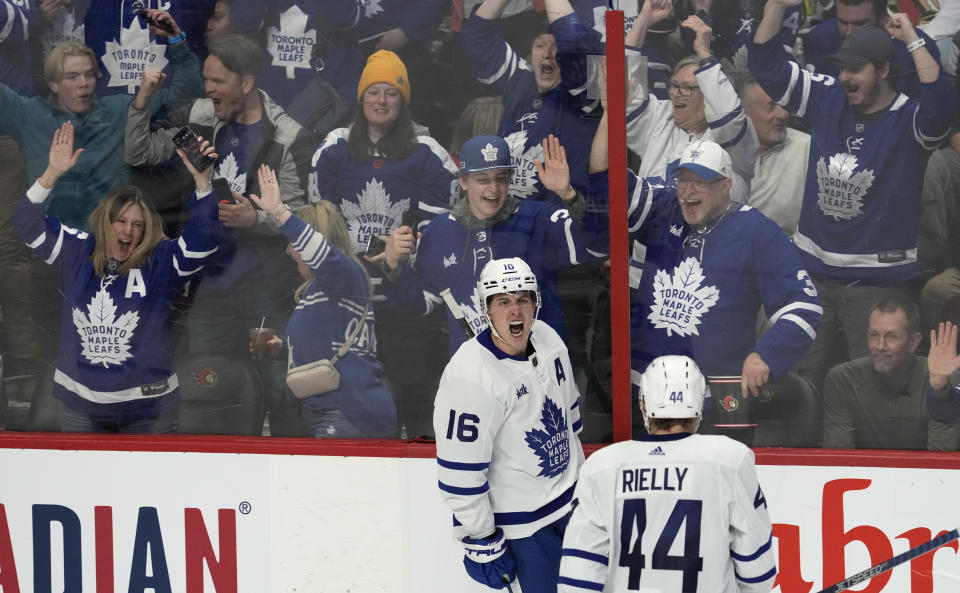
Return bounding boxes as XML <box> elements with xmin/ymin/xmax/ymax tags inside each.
<box><xmin>677</xmin><ymin>140</ymin><xmax>732</xmax><ymax>181</ymax></box>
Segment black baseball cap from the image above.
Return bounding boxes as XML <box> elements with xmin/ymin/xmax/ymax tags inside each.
<box><xmin>829</xmin><ymin>26</ymin><xmax>896</xmax><ymax>66</ymax></box>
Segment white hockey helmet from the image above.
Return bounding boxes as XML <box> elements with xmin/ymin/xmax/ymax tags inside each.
<box><xmin>478</xmin><ymin>258</ymin><xmax>541</xmax><ymax>331</ymax></box>
<box><xmin>639</xmin><ymin>355</ymin><xmax>707</xmax><ymax>432</ymax></box>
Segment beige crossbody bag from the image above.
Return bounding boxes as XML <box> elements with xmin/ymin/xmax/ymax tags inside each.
<box><xmin>285</xmin><ymin>300</ymin><xmax>369</xmax><ymax>398</ymax></box>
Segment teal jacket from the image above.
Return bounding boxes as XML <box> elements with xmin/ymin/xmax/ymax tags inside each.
<box><xmin>0</xmin><ymin>41</ymin><xmax>202</xmax><ymax>229</ymax></box>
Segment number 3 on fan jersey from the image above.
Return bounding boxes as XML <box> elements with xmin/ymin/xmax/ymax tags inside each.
<box><xmin>619</xmin><ymin>498</ymin><xmax>704</xmax><ymax>591</ymax></box>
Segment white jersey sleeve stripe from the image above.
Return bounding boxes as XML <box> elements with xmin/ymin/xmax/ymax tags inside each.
<box><xmin>914</xmin><ymin>105</ymin><xmax>951</xmax><ymax>147</ymax></box>
<box><xmin>477</xmin><ymin>51</ymin><xmax>517</xmax><ymax>85</ymax></box>
<box><xmin>494</xmin><ymin>482</ymin><xmax>575</xmax><ymax>526</ymax></box>
<box><xmin>44</xmin><ymin>228</ymin><xmax>65</xmax><ymax>265</ymax></box>
<box><xmin>797</xmin><ymin>69</ymin><xmax>812</xmax><ymax>118</ymax></box>
<box><xmin>768</xmin><ymin>301</ymin><xmax>823</xmax><ymax>322</ymax></box>
<box><xmin>438</xmin><ymin>481</ymin><xmax>490</xmax><ymax>496</ymax></box>
<box><xmin>563</xmin><ymin>217</ymin><xmax>579</xmax><ymax>265</ymax></box>
<box><xmin>172</xmin><ymin>255</ymin><xmax>203</xmax><ymax>278</ymax></box>
<box><xmin>561</xmin><ymin>548</ymin><xmax>608</xmax><ymax>565</ymax></box>
<box><xmin>781</xmin><ymin>313</ymin><xmax>817</xmax><ymax>340</ymax></box>
<box><xmin>437</xmin><ymin>458</ymin><xmax>490</xmax><ymax>471</ymax></box>
<box><xmin>730</xmin><ymin>534</ymin><xmax>772</xmax><ymax>561</ymax></box>
<box><xmin>557</xmin><ymin>576</ymin><xmax>605</xmax><ymax>591</ymax></box>
<box><xmin>736</xmin><ymin>565</ymin><xmax>777</xmax><ymax>583</ymax></box>
<box><xmin>177</xmin><ymin>236</ymin><xmax>218</xmax><ymax>259</ymax></box>
<box><xmin>26</xmin><ymin>232</ymin><xmax>46</xmax><ymax>250</ymax></box>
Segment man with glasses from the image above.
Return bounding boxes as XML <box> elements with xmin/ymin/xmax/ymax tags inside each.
<box><xmin>587</xmin><ymin>132</ymin><xmax>821</xmax><ymax>408</ymax></box>
<box><xmin>623</xmin><ymin>0</ymin><xmax>757</xmax><ymax>204</ymax></box>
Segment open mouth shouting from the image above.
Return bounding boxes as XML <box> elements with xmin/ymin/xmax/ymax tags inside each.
<box><xmin>509</xmin><ymin>319</ymin><xmax>525</xmax><ymax>338</ymax></box>
<box><xmin>114</xmin><ymin>238</ymin><xmax>134</xmax><ymax>261</ymax></box>
<box><xmin>680</xmin><ymin>196</ymin><xmax>703</xmax><ymax>220</ymax></box>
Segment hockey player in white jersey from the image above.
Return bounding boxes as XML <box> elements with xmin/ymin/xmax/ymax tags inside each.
<box><xmin>558</xmin><ymin>355</ymin><xmax>776</xmax><ymax>592</ymax></box>
<box><xmin>435</xmin><ymin>257</ymin><xmax>585</xmax><ymax>592</ymax></box>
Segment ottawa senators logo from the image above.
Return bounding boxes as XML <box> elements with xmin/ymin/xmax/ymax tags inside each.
<box><xmin>193</xmin><ymin>368</ymin><xmax>218</xmax><ymax>388</ymax></box>
<box><xmin>720</xmin><ymin>394</ymin><xmax>739</xmax><ymax>412</ymax></box>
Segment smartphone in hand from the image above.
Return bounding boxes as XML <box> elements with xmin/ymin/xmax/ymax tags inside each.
<box><xmin>173</xmin><ymin>126</ymin><xmax>216</xmax><ymax>173</ymax></box>
<box><xmin>401</xmin><ymin>209</ymin><xmax>419</xmax><ymax>252</ymax></box>
<box><xmin>365</xmin><ymin>235</ymin><xmax>386</xmax><ymax>258</ymax></box>
<box><xmin>212</xmin><ymin>178</ymin><xmax>236</xmax><ymax>204</ymax></box>
<box><xmin>134</xmin><ymin>4</ymin><xmax>177</xmax><ymax>34</ymax></box>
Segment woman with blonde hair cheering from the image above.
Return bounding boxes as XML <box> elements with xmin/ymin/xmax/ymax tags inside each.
<box><xmin>249</xmin><ymin>165</ymin><xmax>396</xmax><ymax>438</ymax></box>
<box><xmin>13</xmin><ymin>122</ymin><xmax>224</xmax><ymax>433</ymax></box>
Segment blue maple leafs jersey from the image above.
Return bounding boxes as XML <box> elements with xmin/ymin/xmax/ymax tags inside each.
<box><xmin>308</xmin><ymin>127</ymin><xmax>458</xmax><ymax>297</ymax></box>
<box><xmin>434</xmin><ymin>320</ymin><xmax>584</xmax><ymax>540</ymax></box>
<box><xmin>586</xmin><ymin>171</ymin><xmax>822</xmax><ymax>382</ymax></box>
<box><xmin>559</xmin><ymin>433</ymin><xmax>775</xmax><ymax>593</ymax></box>
<box><xmin>225</xmin><ymin>0</ymin><xmax>365</xmax><ymax>109</ymax></box>
<box><xmin>382</xmin><ymin>199</ymin><xmax>595</xmax><ymax>354</ymax></box>
<box><xmin>460</xmin><ymin>8</ymin><xmax>602</xmax><ymax>201</ymax></box>
<box><xmin>13</xmin><ymin>183</ymin><xmax>222</xmax><ymax>421</ymax></box>
<box><xmin>0</xmin><ymin>0</ymin><xmax>33</xmax><ymax>95</ymax></box>
<box><xmin>278</xmin><ymin>214</ymin><xmax>396</xmax><ymax>438</ymax></box>
<box><xmin>80</xmin><ymin>0</ymin><xmax>212</xmax><ymax>97</ymax></box>
<box><xmin>748</xmin><ymin>39</ymin><xmax>956</xmax><ymax>283</ymax></box>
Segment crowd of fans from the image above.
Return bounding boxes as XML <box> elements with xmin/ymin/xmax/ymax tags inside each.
<box><xmin>1</xmin><ymin>0</ymin><xmax>960</xmax><ymax>450</ymax></box>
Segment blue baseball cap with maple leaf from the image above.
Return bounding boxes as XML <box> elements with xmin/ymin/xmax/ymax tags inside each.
<box><xmin>459</xmin><ymin>135</ymin><xmax>514</xmax><ymax>174</ymax></box>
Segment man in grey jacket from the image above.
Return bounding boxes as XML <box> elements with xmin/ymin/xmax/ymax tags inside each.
<box><xmin>125</xmin><ymin>33</ymin><xmax>316</xmax><ymax>435</ymax></box>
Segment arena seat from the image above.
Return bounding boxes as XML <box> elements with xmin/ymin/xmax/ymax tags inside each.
<box><xmin>176</xmin><ymin>357</ymin><xmax>265</xmax><ymax>436</ymax></box>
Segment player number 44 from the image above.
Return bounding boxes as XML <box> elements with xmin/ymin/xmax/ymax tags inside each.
<box><xmin>619</xmin><ymin>498</ymin><xmax>704</xmax><ymax>591</ymax></box>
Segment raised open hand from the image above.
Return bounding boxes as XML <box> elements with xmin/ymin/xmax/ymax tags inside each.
<box><xmin>929</xmin><ymin>322</ymin><xmax>960</xmax><ymax>391</ymax></box>
<box><xmin>533</xmin><ymin>135</ymin><xmax>575</xmax><ymax>200</ymax></box>
<box><xmin>245</xmin><ymin>165</ymin><xmax>288</xmax><ymax>226</ymax></box>
<box><xmin>47</xmin><ymin>121</ymin><xmax>83</xmax><ymax>176</ymax></box>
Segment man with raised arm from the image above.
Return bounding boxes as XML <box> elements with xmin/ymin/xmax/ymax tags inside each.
<box><xmin>749</xmin><ymin>0</ymin><xmax>956</xmax><ymax>389</ymax></box>
<box><xmin>623</xmin><ymin>0</ymin><xmax>758</xmax><ymax>204</ymax></box>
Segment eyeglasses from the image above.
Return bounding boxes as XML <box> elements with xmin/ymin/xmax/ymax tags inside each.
<box><xmin>676</xmin><ymin>177</ymin><xmax>724</xmax><ymax>190</ymax></box>
<box><xmin>668</xmin><ymin>82</ymin><xmax>701</xmax><ymax>97</ymax></box>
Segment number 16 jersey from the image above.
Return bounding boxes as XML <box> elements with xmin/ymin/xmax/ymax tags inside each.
<box><xmin>559</xmin><ymin>433</ymin><xmax>775</xmax><ymax>592</ymax></box>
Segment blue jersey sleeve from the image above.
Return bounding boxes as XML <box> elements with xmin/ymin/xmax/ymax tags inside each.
<box><xmin>278</xmin><ymin>213</ymin><xmax>368</xmax><ymax>294</ymax></box>
<box><xmin>414</xmin><ymin>137</ymin><xmax>459</xmax><ymax>218</ymax></box>
<box><xmin>13</xmin><ymin>183</ymin><xmax>93</xmax><ymax>274</ymax></box>
<box><xmin>460</xmin><ymin>5</ymin><xmax>531</xmax><ymax>95</ymax></box>
<box><xmin>0</xmin><ymin>0</ymin><xmax>29</xmax><ymax>45</ymax></box>
<box><xmin>747</xmin><ymin>40</ymin><xmax>836</xmax><ymax>124</ymax></box>
<box><xmin>913</xmin><ymin>75</ymin><xmax>957</xmax><ymax>151</ymax></box>
<box><xmin>170</xmin><ymin>189</ymin><xmax>223</xmax><ymax>285</ymax></box>
<box><xmin>550</xmin><ymin>11</ymin><xmax>603</xmax><ymax>94</ymax></box>
<box><xmin>749</xmin><ymin>215</ymin><xmax>823</xmax><ymax>378</ymax></box>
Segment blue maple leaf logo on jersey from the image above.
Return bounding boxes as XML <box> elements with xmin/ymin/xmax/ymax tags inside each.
<box><xmin>523</xmin><ymin>398</ymin><xmax>570</xmax><ymax>478</ymax></box>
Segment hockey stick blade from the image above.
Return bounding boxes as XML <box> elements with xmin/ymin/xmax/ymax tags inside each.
<box><xmin>817</xmin><ymin>528</ymin><xmax>959</xmax><ymax>593</ymax></box>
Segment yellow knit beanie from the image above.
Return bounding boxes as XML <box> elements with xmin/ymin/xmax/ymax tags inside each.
<box><xmin>357</xmin><ymin>50</ymin><xmax>410</xmax><ymax>103</ymax></box>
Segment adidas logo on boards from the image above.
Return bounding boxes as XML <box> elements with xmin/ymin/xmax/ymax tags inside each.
<box><xmin>650</xmin><ymin>446</ymin><xmax>665</xmax><ymax>456</ymax></box>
